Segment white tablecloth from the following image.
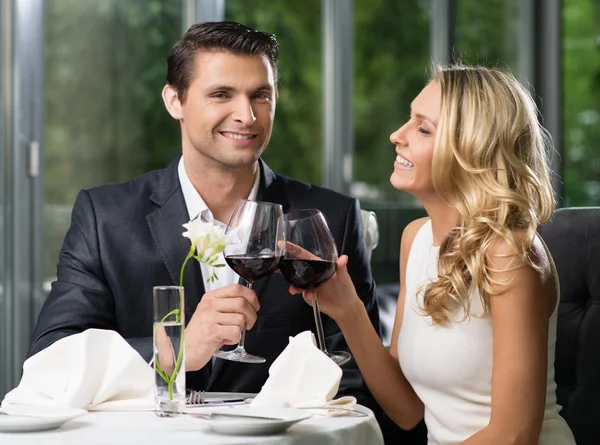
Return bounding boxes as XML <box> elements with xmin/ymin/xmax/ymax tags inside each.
<box><xmin>0</xmin><ymin>405</ymin><xmax>383</xmax><ymax>445</ymax></box>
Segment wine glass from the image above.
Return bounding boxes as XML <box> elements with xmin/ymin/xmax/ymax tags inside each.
<box><xmin>279</xmin><ymin>209</ymin><xmax>351</xmax><ymax>366</ymax></box>
<box><xmin>213</xmin><ymin>199</ymin><xmax>284</xmax><ymax>363</ymax></box>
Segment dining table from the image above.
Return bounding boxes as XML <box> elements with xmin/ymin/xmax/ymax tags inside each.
<box><xmin>0</xmin><ymin>393</ymin><xmax>384</xmax><ymax>445</ymax></box>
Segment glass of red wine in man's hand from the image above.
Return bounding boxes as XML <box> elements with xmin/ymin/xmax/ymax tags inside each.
<box><xmin>215</xmin><ymin>199</ymin><xmax>284</xmax><ymax>364</ymax></box>
<box><xmin>279</xmin><ymin>209</ymin><xmax>351</xmax><ymax>366</ymax></box>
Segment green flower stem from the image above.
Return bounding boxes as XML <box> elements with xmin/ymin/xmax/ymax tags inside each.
<box><xmin>161</xmin><ymin>308</ymin><xmax>180</xmax><ymax>321</ymax></box>
<box><xmin>155</xmin><ymin>306</ymin><xmax>183</xmax><ymax>400</ymax></box>
<box><xmin>154</xmin><ymin>352</ymin><xmax>170</xmax><ymax>386</ymax></box>
<box><xmin>179</xmin><ymin>246</ymin><xmax>195</xmax><ymax>289</ymax></box>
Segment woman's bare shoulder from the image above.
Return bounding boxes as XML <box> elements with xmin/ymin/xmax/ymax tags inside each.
<box><xmin>401</xmin><ymin>217</ymin><xmax>430</xmax><ymax>248</ymax></box>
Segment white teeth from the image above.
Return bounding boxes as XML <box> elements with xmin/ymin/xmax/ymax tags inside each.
<box><xmin>223</xmin><ymin>133</ymin><xmax>254</xmax><ymax>140</ymax></box>
<box><xmin>396</xmin><ymin>155</ymin><xmax>414</xmax><ymax>168</ymax></box>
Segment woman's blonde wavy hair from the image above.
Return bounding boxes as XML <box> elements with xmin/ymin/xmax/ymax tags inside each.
<box><xmin>421</xmin><ymin>64</ymin><xmax>556</xmax><ymax>324</ymax></box>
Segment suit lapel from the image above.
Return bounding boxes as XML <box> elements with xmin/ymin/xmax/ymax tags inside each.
<box><xmin>146</xmin><ymin>157</ymin><xmax>206</xmax><ymax>322</ymax></box>
<box><xmin>207</xmin><ymin>160</ymin><xmax>290</xmax><ymax>390</ymax></box>
<box><xmin>256</xmin><ymin>159</ymin><xmax>290</xmax><ymax>214</ymax></box>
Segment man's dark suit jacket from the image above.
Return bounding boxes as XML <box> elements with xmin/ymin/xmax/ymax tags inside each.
<box><xmin>28</xmin><ymin>156</ymin><xmax>381</xmax><ymax>408</ymax></box>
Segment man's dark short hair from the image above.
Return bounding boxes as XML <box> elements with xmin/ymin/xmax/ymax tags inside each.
<box><xmin>166</xmin><ymin>21</ymin><xmax>279</xmax><ymax>103</ymax></box>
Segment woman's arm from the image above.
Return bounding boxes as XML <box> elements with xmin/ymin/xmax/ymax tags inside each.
<box><xmin>460</xmin><ymin>236</ymin><xmax>555</xmax><ymax>445</ymax></box>
<box><xmin>301</xmin><ymin>217</ymin><xmax>428</xmax><ymax>429</ymax></box>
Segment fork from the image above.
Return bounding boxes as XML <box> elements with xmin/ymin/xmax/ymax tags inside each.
<box><xmin>186</xmin><ymin>390</ymin><xmax>205</xmax><ymax>405</ymax></box>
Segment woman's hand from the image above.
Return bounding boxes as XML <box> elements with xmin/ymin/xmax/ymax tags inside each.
<box><xmin>288</xmin><ymin>254</ymin><xmax>363</xmax><ymax>325</ymax></box>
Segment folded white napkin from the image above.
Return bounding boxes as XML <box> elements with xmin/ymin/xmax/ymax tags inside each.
<box><xmin>1</xmin><ymin>328</ymin><xmax>154</xmax><ymax>412</ymax></box>
<box><xmin>251</xmin><ymin>331</ymin><xmax>356</xmax><ymax>414</ymax></box>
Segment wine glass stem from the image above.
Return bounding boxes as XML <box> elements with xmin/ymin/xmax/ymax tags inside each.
<box><xmin>237</xmin><ymin>281</ymin><xmax>253</xmax><ymax>350</ymax></box>
<box><xmin>238</xmin><ymin>327</ymin><xmax>247</xmax><ymax>350</ymax></box>
<box><xmin>309</xmin><ymin>292</ymin><xmax>328</xmax><ymax>353</ymax></box>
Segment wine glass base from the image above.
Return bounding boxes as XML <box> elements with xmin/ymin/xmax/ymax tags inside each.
<box><xmin>326</xmin><ymin>351</ymin><xmax>351</xmax><ymax>366</ymax></box>
<box><xmin>213</xmin><ymin>347</ymin><xmax>266</xmax><ymax>364</ymax></box>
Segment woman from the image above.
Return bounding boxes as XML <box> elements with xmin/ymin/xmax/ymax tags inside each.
<box><xmin>292</xmin><ymin>65</ymin><xmax>576</xmax><ymax>444</ymax></box>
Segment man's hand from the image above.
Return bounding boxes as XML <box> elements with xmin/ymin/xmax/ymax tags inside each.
<box><xmin>184</xmin><ymin>284</ymin><xmax>260</xmax><ymax>371</ymax></box>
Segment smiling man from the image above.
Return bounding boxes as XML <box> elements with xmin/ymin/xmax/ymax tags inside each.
<box><xmin>28</xmin><ymin>21</ymin><xmax>380</xmax><ymax>411</ymax></box>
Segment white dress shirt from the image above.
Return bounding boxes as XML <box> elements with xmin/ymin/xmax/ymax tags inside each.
<box><xmin>177</xmin><ymin>157</ymin><xmax>260</xmax><ymax>292</ymax></box>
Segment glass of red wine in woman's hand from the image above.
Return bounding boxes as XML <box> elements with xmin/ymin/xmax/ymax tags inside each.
<box><xmin>214</xmin><ymin>199</ymin><xmax>284</xmax><ymax>364</ymax></box>
<box><xmin>279</xmin><ymin>209</ymin><xmax>352</xmax><ymax>366</ymax></box>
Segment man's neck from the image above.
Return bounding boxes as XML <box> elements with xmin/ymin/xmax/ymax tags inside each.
<box><xmin>182</xmin><ymin>154</ymin><xmax>258</xmax><ymax>224</ymax></box>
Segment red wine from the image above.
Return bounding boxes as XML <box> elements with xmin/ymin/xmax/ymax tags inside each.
<box><xmin>225</xmin><ymin>254</ymin><xmax>282</xmax><ymax>282</ymax></box>
<box><xmin>279</xmin><ymin>259</ymin><xmax>336</xmax><ymax>290</ymax></box>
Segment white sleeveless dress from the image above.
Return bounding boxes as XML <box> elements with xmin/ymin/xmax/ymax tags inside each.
<box><xmin>397</xmin><ymin>220</ymin><xmax>576</xmax><ymax>445</ymax></box>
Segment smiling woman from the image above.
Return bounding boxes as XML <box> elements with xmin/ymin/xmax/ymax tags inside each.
<box><xmin>389</xmin><ymin>81</ymin><xmax>440</xmax><ymax>198</ymax></box>
<box><xmin>304</xmin><ymin>64</ymin><xmax>576</xmax><ymax>445</ymax></box>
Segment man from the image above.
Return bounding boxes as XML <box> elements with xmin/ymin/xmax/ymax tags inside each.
<box><xmin>29</xmin><ymin>21</ymin><xmax>380</xmax><ymax>407</ymax></box>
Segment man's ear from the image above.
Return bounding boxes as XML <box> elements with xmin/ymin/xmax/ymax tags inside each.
<box><xmin>162</xmin><ymin>84</ymin><xmax>183</xmax><ymax>120</ymax></box>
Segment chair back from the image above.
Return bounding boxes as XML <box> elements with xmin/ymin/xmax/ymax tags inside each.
<box><xmin>539</xmin><ymin>207</ymin><xmax>600</xmax><ymax>445</ymax></box>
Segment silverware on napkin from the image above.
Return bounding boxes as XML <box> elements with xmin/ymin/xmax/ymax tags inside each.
<box><xmin>161</xmin><ymin>411</ymin><xmax>284</xmax><ymax>421</ymax></box>
<box><xmin>188</xmin><ymin>398</ymin><xmax>248</xmax><ymax>406</ymax></box>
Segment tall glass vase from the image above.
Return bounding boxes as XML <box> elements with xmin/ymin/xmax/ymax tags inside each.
<box><xmin>153</xmin><ymin>285</ymin><xmax>185</xmax><ymax>416</ymax></box>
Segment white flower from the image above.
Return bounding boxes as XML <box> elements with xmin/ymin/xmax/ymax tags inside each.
<box><xmin>181</xmin><ymin>219</ymin><xmax>228</xmax><ymax>283</ymax></box>
<box><xmin>182</xmin><ymin>218</ymin><xmax>209</xmax><ymax>247</ymax></box>
<box><xmin>182</xmin><ymin>219</ymin><xmax>226</xmax><ymax>250</ymax></box>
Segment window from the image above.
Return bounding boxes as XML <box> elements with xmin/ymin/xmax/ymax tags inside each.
<box><xmin>454</xmin><ymin>0</ymin><xmax>519</xmax><ymax>71</ymax></box>
<box><xmin>44</xmin><ymin>0</ymin><xmax>183</xmax><ymax>288</ymax></box>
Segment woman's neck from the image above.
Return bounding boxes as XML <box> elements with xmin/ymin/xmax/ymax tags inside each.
<box><xmin>422</xmin><ymin>199</ymin><xmax>460</xmax><ymax>247</ymax></box>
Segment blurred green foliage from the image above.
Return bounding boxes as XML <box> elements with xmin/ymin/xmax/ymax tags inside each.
<box><xmin>455</xmin><ymin>0</ymin><xmax>518</xmax><ymax>69</ymax></box>
<box><xmin>562</xmin><ymin>0</ymin><xmax>600</xmax><ymax>206</ymax></box>
<box><xmin>44</xmin><ymin>0</ymin><xmax>182</xmax><ymax>206</ymax></box>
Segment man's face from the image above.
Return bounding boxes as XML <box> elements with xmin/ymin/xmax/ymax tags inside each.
<box><xmin>166</xmin><ymin>51</ymin><xmax>277</xmax><ymax>170</ymax></box>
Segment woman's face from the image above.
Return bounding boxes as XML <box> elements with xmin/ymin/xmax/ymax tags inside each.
<box><xmin>389</xmin><ymin>81</ymin><xmax>441</xmax><ymax>198</ymax></box>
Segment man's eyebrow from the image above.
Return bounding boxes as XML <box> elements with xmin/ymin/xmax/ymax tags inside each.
<box><xmin>205</xmin><ymin>84</ymin><xmax>236</xmax><ymax>92</ymax></box>
<box><xmin>254</xmin><ymin>84</ymin><xmax>274</xmax><ymax>91</ymax></box>
<box><xmin>204</xmin><ymin>84</ymin><xmax>274</xmax><ymax>93</ymax></box>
